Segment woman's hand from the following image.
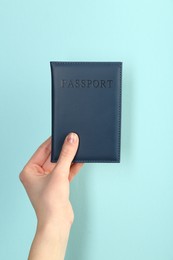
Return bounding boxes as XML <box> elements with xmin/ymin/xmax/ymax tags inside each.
<box><xmin>19</xmin><ymin>132</ymin><xmax>84</xmax><ymax>260</ymax></box>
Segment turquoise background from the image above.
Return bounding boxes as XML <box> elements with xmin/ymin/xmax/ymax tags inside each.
<box><xmin>0</xmin><ymin>0</ymin><xmax>173</xmax><ymax>259</ymax></box>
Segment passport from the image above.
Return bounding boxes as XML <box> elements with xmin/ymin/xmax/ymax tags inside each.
<box><xmin>50</xmin><ymin>61</ymin><xmax>122</xmax><ymax>163</ymax></box>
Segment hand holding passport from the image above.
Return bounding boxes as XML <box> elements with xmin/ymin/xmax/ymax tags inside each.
<box><xmin>50</xmin><ymin>62</ymin><xmax>122</xmax><ymax>163</ymax></box>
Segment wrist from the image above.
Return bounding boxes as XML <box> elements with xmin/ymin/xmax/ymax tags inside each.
<box><xmin>28</xmin><ymin>220</ymin><xmax>71</xmax><ymax>260</ymax></box>
<box><xmin>36</xmin><ymin>219</ymin><xmax>72</xmax><ymax>241</ymax></box>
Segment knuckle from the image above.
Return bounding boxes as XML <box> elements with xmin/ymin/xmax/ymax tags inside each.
<box><xmin>61</xmin><ymin>145</ymin><xmax>72</xmax><ymax>158</ymax></box>
<box><xmin>44</xmin><ymin>144</ymin><xmax>51</xmax><ymax>154</ymax></box>
<box><xmin>53</xmin><ymin>164</ymin><xmax>69</xmax><ymax>176</ymax></box>
<box><xmin>19</xmin><ymin>171</ymin><xmax>25</xmax><ymax>183</ymax></box>
<box><xmin>18</xmin><ymin>166</ymin><xmax>29</xmax><ymax>184</ymax></box>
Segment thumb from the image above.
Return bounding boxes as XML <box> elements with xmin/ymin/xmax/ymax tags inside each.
<box><xmin>54</xmin><ymin>132</ymin><xmax>79</xmax><ymax>174</ymax></box>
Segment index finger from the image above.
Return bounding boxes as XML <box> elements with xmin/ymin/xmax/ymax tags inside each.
<box><xmin>26</xmin><ymin>136</ymin><xmax>52</xmax><ymax>167</ymax></box>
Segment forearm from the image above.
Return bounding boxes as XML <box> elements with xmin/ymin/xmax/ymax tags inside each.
<box><xmin>28</xmin><ymin>221</ymin><xmax>71</xmax><ymax>260</ymax></box>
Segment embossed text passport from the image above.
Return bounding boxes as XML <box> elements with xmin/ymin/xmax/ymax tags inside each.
<box><xmin>50</xmin><ymin>61</ymin><xmax>122</xmax><ymax>163</ymax></box>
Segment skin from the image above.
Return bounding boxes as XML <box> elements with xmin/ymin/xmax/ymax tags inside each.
<box><xmin>19</xmin><ymin>132</ymin><xmax>84</xmax><ymax>260</ymax></box>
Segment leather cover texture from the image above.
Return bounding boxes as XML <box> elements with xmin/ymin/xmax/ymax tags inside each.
<box><xmin>50</xmin><ymin>61</ymin><xmax>122</xmax><ymax>163</ymax></box>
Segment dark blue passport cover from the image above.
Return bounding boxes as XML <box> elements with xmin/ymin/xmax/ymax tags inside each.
<box><xmin>50</xmin><ymin>61</ymin><xmax>122</xmax><ymax>163</ymax></box>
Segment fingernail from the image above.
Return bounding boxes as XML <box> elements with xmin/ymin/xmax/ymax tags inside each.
<box><xmin>66</xmin><ymin>132</ymin><xmax>77</xmax><ymax>144</ymax></box>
